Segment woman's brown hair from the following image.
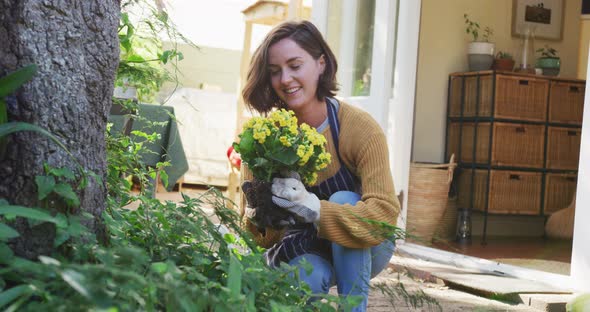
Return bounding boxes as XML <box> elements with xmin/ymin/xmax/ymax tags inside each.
<box><xmin>242</xmin><ymin>20</ymin><xmax>338</xmax><ymax>115</ymax></box>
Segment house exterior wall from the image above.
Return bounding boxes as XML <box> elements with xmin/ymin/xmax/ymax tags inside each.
<box><xmin>414</xmin><ymin>0</ymin><xmax>582</xmax><ymax>163</ymax></box>
<box><xmin>162</xmin><ymin>43</ymin><xmax>242</xmax><ymax>93</ymax></box>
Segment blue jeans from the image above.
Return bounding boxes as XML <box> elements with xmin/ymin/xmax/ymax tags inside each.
<box><xmin>288</xmin><ymin>191</ymin><xmax>396</xmax><ymax>312</ymax></box>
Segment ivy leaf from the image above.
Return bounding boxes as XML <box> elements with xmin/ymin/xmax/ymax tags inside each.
<box><xmin>126</xmin><ymin>54</ymin><xmax>146</xmax><ymax>63</ymax></box>
<box><xmin>47</xmin><ymin>167</ymin><xmax>76</xmax><ymax>180</ymax></box>
<box><xmin>0</xmin><ymin>205</ymin><xmax>56</xmax><ymax>223</ymax></box>
<box><xmin>0</xmin><ymin>223</ymin><xmax>19</xmax><ymax>240</ymax></box>
<box><xmin>53</xmin><ymin>183</ymin><xmax>80</xmax><ymax>207</ymax></box>
<box><xmin>0</xmin><ymin>64</ymin><xmax>38</xmax><ymax>98</ymax></box>
<box><xmin>35</xmin><ymin>175</ymin><xmax>55</xmax><ymax>200</ymax></box>
<box><xmin>159</xmin><ymin>170</ymin><xmax>169</xmax><ymax>188</ymax></box>
<box><xmin>53</xmin><ymin>228</ymin><xmax>70</xmax><ymax>248</ymax></box>
<box><xmin>0</xmin><ymin>243</ymin><xmax>14</xmax><ymax>264</ymax></box>
<box><xmin>151</xmin><ymin>262</ymin><xmax>167</xmax><ymax>274</ymax></box>
<box><xmin>227</xmin><ymin>253</ymin><xmax>242</xmax><ymax>298</ymax></box>
<box><xmin>0</xmin><ymin>285</ymin><xmax>33</xmax><ymax>309</ymax></box>
<box><xmin>60</xmin><ymin>269</ymin><xmax>91</xmax><ymax>299</ymax></box>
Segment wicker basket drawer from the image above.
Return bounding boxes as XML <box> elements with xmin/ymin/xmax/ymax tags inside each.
<box><xmin>546</xmin><ymin>127</ymin><xmax>582</xmax><ymax>170</ymax></box>
<box><xmin>495</xmin><ymin>75</ymin><xmax>548</xmax><ymax>121</ymax></box>
<box><xmin>449</xmin><ymin>75</ymin><xmax>493</xmax><ymax>117</ymax></box>
<box><xmin>549</xmin><ymin>82</ymin><xmax>585</xmax><ymax>125</ymax></box>
<box><xmin>457</xmin><ymin>169</ymin><xmax>541</xmax><ymax>214</ymax></box>
<box><xmin>544</xmin><ymin>173</ymin><xmax>577</xmax><ymax>215</ymax></box>
<box><xmin>488</xmin><ymin>170</ymin><xmax>542</xmax><ymax>215</ymax></box>
<box><xmin>491</xmin><ymin>122</ymin><xmax>545</xmax><ymax>168</ymax></box>
<box><xmin>446</xmin><ymin>122</ymin><xmax>491</xmax><ymax>163</ymax></box>
<box><xmin>457</xmin><ymin>168</ymin><xmax>488</xmax><ymax>211</ymax></box>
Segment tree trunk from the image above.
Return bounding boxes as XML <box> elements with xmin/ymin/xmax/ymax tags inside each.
<box><xmin>0</xmin><ymin>1</ymin><xmax>120</xmax><ymax>259</ymax></box>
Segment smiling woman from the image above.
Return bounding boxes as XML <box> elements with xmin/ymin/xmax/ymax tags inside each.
<box><xmin>238</xmin><ymin>20</ymin><xmax>401</xmax><ymax>312</ymax></box>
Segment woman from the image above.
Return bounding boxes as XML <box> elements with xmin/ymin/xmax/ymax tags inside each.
<box><xmin>239</xmin><ymin>20</ymin><xmax>400</xmax><ymax>311</ymax></box>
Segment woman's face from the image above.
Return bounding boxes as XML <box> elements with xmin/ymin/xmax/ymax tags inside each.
<box><xmin>268</xmin><ymin>38</ymin><xmax>325</xmax><ymax>112</ymax></box>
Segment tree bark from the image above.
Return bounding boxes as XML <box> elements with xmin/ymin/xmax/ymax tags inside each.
<box><xmin>0</xmin><ymin>0</ymin><xmax>120</xmax><ymax>259</ymax></box>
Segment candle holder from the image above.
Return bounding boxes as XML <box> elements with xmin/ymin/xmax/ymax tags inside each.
<box><xmin>455</xmin><ymin>208</ymin><xmax>472</xmax><ymax>245</ymax></box>
<box><xmin>515</xmin><ymin>27</ymin><xmax>536</xmax><ymax>74</ymax></box>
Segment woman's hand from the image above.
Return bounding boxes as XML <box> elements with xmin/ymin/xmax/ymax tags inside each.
<box><xmin>271</xmin><ymin>176</ymin><xmax>320</xmax><ymax>224</ymax></box>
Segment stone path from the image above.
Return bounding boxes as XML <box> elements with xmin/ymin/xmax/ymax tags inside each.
<box><xmin>364</xmin><ymin>266</ymin><xmax>540</xmax><ymax>311</ymax></box>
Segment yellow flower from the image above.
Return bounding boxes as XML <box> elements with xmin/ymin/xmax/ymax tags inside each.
<box><xmin>235</xmin><ymin>108</ymin><xmax>331</xmax><ymax>186</ymax></box>
<box><xmin>296</xmin><ymin>145</ymin><xmax>306</xmax><ymax>158</ymax></box>
<box><xmin>279</xmin><ymin>136</ymin><xmax>291</xmax><ymax>147</ymax></box>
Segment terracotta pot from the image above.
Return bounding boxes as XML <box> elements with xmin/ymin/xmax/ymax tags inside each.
<box><xmin>493</xmin><ymin>58</ymin><xmax>515</xmax><ymax>71</ymax></box>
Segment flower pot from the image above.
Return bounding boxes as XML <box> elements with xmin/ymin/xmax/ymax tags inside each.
<box><xmin>467</xmin><ymin>42</ymin><xmax>495</xmax><ymax>71</ymax></box>
<box><xmin>536</xmin><ymin>57</ymin><xmax>560</xmax><ymax>76</ymax></box>
<box><xmin>492</xmin><ymin>58</ymin><xmax>515</xmax><ymax>71</ymax></box>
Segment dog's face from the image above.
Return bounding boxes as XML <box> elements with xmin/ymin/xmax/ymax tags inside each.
<box><xmin>271</xmin><ymin>177</ymin><xmax>306</xmax><ymax>202</ymax></box>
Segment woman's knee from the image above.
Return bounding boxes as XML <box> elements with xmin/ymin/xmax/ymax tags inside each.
<box><xmin>289</xmin><ymin>254</ymin><xmax>334</xmax><ymax>294</ymax></box>
<box><xmin>370</xmin><ymin>239</ymin><xmax>396</xmax><ymax>278</ymax></box>
<box><xmin>329</xmin><ymin>191</ymin><xmax>361</xmax><ymax>205</ymax></box>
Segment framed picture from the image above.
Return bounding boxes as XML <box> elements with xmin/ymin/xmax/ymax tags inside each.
<box><xmin>582</xmin><ymin>0</ymin><xmax>590</xmax><ymax>19</ymax></box>
<box><xmin>511</xmin><ymin>0</ymin><xmax>564</xmax><ymax>41</ymax></box>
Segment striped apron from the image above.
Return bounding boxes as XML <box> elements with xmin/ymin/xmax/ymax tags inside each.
<box><xmin>264</xmin><ymin>98</ymin><xmax>360</xmax><ymax>268</ymax></box>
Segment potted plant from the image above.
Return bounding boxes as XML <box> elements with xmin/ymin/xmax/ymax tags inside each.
<box><xmin>492</xmin><ymin>51</ymin><xmax>515</xmax><ymax>71</ymax></box>
<box><xmin>536</xmin><ymin>45</ymin><xmax>560</xmax><ymax>76</ymax></box>
<box><xmin>464</xmin><ymin>14</ymin><xmax>495</xmax><ymax>71</ymax></box>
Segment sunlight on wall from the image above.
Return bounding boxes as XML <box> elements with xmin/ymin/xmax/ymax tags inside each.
<box><xmin>163</xmin><ymin>0</ymin><xmax>312</xmax><ymax>52</ymax></box>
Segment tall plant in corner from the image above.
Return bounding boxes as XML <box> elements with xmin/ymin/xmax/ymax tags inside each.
<box><xmin>116</xmin><ymin>0</ymin><xmax>197</xmax><ymax>103</ymax></box>
<box><xmin>464</xmin><ymin>14</ymin><xmax>495</xmax><ymax>71</ymax></box>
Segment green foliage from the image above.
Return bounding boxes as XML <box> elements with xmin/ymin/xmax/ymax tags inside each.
<box><xmin>116</xmin><ymin>0</ymin><xmax>195</xmax><ymax>103</ymax></box>
<box><xmin>0</xmin><ymin>65</ymin><xmax>38</xmax><ymax>156</ymax></box>
<box><xmin>463</xmin><ymin>14</ymin><xmax>493</xmax><ymax>42</ymax></box>
<box><xmin>0</xmin><ymin>114</ymin><xmax>352</xmax><ymax>310</ymax></box>
<box><xmin>536</xmin><ymin>45</ymin><xmax>558</xmax><ymax>58</ymax></box>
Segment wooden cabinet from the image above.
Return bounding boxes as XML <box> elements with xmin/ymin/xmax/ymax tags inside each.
<box><xmin>446</xmin><ymin>71</ymin><xmax>583</xmax><ymax>216</ymax></box>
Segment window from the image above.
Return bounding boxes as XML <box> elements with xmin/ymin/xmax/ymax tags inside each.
<box><xmin>325</xmin><ymin>0</ymin><xmax>376</xmax><ymax>97</ymax></box>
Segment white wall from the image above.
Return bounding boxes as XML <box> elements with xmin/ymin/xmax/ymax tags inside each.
<box><xmin>162</xmin><ymin>43</ymin><xmax>242</xmax><ymax>93</ymax></box>
<box><xmin>414</xmin><ymin>0</ymin><xmax>582</xmax><ymax>163</ymax></box>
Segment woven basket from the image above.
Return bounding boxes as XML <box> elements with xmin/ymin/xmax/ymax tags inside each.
<box><xmin>434</xmin><ymin>195</ymin><xmax>458</xmax><ymax>241</ymax></box>
<box><xmin>406</xmin><ymin>155</ymin><xmax>456</xmax><ymax>244</ymax></box>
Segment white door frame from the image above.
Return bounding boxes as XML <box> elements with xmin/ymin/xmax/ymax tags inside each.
<box><xmin>570</xmin><ymin>47</ymin><xmax>590</xmax><ymax>292</ymax></box>
<box><xmin>312</xmin><ymin>0</ymin><xmax>588</xmax><ymax>292</ymax></box>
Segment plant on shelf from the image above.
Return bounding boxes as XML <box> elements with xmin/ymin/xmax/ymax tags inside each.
<box><xmin>464</xmin><ymin>14</ymin><xmax>493</xmax><ymax>42</ymax></box>
<box><xmin>463</xmin><ymin>13</ymin><xmax>495</xmax><ymax>72</ymax></box>
<box><xmin>492</xmin><ymin>51</ymin><xmax>515</xmax><ymax>71</ymax></box>
<box><xmin>535</xmin><ymin>45</ymin><xmax>560</xmax><ymax>76</ymax></box>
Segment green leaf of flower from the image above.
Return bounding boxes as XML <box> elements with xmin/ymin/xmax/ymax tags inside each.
<box><xmin>266</xmin><ymin>148</ymin><xmax>298</xmax><ymax>166</ymax></box>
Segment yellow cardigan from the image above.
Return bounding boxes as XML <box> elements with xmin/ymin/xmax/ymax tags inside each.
<box><xmin>239</xmin><ymin>101</ymin><xmax>400</xmax><ymax>249</ymax></box>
